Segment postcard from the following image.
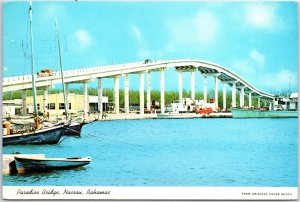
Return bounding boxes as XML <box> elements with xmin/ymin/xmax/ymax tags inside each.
<box><xmin>1</xmin><ymin>0</ymin><xmax>298</xmax><ymax>200</ymax></box>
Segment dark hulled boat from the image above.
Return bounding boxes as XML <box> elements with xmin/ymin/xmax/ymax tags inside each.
<box><xmin>3</xmin><ymin>124</ymin><xmax>66</xmax><ymax>146</ymax></box>
<box><xmin>14</xmin><ymin>156</ymin><xmax>91</xmax><ymax>173</ymax></box>
<box><xmin>2</xmin><ymin>1</ymin><xmax>67</xmax><ymax>146</ymax></box>
<box><xmin>64</xmin><ymin>121</ymin><xmax>87</xmax><ymax>136</ymax></box>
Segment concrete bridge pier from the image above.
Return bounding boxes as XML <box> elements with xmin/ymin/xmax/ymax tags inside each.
<box><xmin>84</xmin><ymin>82</ymin><xmax>89</xmax><ymax>114</ymax></box>
<box><xmin>191</xmin><ymin>71</ymin><xmax>195</xmax><ymax>101</ymax></box>
<box><xmin>139</xmin><ymin>72</ymin><xmax>144</xmax><ymax>115</ymax></box>
<box><xmin>249</xmin><ymin>92</ymin><xmax>252</xmax><ymax>107</ymax></box>
<box><xmin>124</xmin><ymin>74</ymin><xmax>129</xmax><ymax>114</ymax></box>
<box><xmin>258</xmin><ymin>97</ymin><xmax>261</xmax><ymax>108</ymax></box>
<box><xmin>146</xmin><ymin>71</ymin><xmax>151</xmax><ymax>111</ymax></box>
<box><xmin>22</xmin><ymin>89</ymin><xmax>27</xmax><ymax>115</ymax></box>
<box><xmin>114</xmin><ymin>76</ymin><xmax>120</xmax><ymax>114</ymax></box>
<box><xmin>98</xmin><ymin>78</ymin><xmax>103</xmax><ymax>114</ymax></box>
<box><xmin>222</xmin><ymin>82</ymin><xmax>226</xmax><ymax>111</ymax></box>
<box><xmin>231</xmin><ymin>81</ymin><xmax>237</xmax><ymax>107</ymax></box>
<box><xmin>202</xmin><ymin>74</ymin><xmax>207</xmax><ymax>103</ymax></box>
<box><xmin>240</xmin><ymin>86</ymin><xmax>245</xmax><ymax>107</ymax></box>
<box><xmin>177</xmin><ymin>70</ymin><xmax>183</xmax><ymax>103</ymax></box>
<box><xmin>160</xmin><ymin>68</ymin><xmax>165</xmax><ymax>114</ymax></box>
<box><xmin>214</xmin><ymin>75</ymin><xmax>219</xmax><ymax>110</ymax></box>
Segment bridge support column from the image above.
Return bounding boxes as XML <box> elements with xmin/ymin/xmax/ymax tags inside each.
<box><xmin>98</xmin><ymin>78</ymin><xmax>103</xmax><ymax>114</ymax></box>
<box><xmin>43</xmin><ymin>86</ymin><xmax>48</xmax><ymax>113</ymax></box>
<box><xmin>124</xmin><ymin>74</ymin><xmax>129</xmax><ymax>114</ymax></box>
<box><xmin>222</xmin><ymin>82</ymin><xmax>226</xmax><ymax>111</ymax></box>
<box><xmin>178</xmin><ymin>70</ymin><xmax>183</xmax><ymax>103</ymax></box>
<box><xmin>160</xmin><ymin>68</ymin><xmax>165</xmax><ymax>114</ymax></box>
<box><xmin>65</xmin><ymin>83</ymin><xmax>69</xmax><ymax>115</ymax></box>
<box><xmin>203</xmin><ymin>74</ymin><xmax>207</xmax><ymax>102</ymax></box>
<box><xmin>249</xmin><ymin>92</ymin><xmax>252</xmax><ymax>107</ymax></box>
<box><xmin>191</xmin><ymin>71</ymin><xmax>195</xmax><ymax>101</ymax></box>
<box><xmin>258</xmin><ymin>97</ymin><xmax>261</xmax><ymax>108</ymax></box>
<box><xmin>114</xmin><ymin>77</ymin><xmax>120</xmax><ymax>114</ymax></box>
<box><xmin>240</xmin><ymin>86</ymin><xmax>245</xmax><ymax>107</ymax></box>
<box><xmin>22</xmin><ymin>89</ymin><xmax>27</xmax><ymax>115</ymax></box>
<box><xmin>139</xmin><ymin>72</ymin><xmax>144</xmax><ymax>115</ymax></box>
<box><xmin>231</xmin><ymin>82</ymin><xmax>237</xmax><ymax>107</ymax></box>
<box><xmin>146</xmin><ymin>71</ymin><xmax>151</xmax><ymax>111</ymax></box>
<box><xmin>214</xmin><ymin>76</ymin><xmax>219</xmax><ymax>110</ymax></box>
<box><xmin>84</xmin><ymin>82</ymin><xmax>89</xmax><ymax>114</ymax></box>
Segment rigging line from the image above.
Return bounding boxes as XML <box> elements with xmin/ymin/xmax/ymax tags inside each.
<box><xmin>23</xmin><ymin>17</ymin><xmax>30</xmax><ymax>77</ymax></box>
<box><xmin>58</xmin><ymin>135</ymin><xmax>69</xmax><ymax>144</ymax></box>
<box><xmin>91</xmin><ymin>131</ymin><xmax>143</xmax><ymax>148</ymax></box>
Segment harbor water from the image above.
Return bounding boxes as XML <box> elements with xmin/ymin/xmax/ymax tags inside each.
<box><xmin>3</xmin><ymin>118</ymin><xmax>298</xmax><ymax>187</ymax></box>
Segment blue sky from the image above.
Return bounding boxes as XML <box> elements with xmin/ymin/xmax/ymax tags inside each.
<box><xmin>2</xmin><ymin>1</ymin><xmax>299</xmax><ymax>94</ymax></box>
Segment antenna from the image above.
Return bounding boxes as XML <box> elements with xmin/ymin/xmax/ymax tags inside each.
<box><xmin>288</xmin><ymin>76</ymin><xmax>291</xmax><ymax>96</ymax></box>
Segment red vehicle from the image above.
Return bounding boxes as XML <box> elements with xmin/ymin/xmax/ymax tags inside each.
<box><xmin>195</xmin><ymin>108</ymin><xmax>213</xmax><ymax>114</ymax></box>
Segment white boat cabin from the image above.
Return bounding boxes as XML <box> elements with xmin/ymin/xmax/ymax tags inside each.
<box><xmin>271</xmin><ymin>93</ymin><xmax>298</xmax><ymax>111</ymax></box>
<box><xmin>166</xmin><ymin>98</ymin><xmax>218</xmax><ymax>113</ymax></box>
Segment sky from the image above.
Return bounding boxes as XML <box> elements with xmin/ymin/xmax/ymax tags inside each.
<box><xmin>2</xmin><ymin>1</ymin><xmax>299</xmax><ymax>94</ymax></box>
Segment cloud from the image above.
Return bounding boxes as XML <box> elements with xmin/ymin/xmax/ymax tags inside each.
<box><xmin>74</xmin><ymin>29</ymin><xmax>92</xmax><ymax>48</ymax></box>
<box><xmin>231</xmin><ymin>59</ymin><xmax>254</xmax><ymax>74</ymax></box>
<box><xmin>277</xmin><ymin>69</ymin><xmax>295</xmax><ymax>86</ymax></box>
<box><xmin>167</xmin><ymin>10</ymin><xmax>220</xmax><ymax>50</ymax></box>
<box><xmin>244</xmin><ymin>3</ymin><xmax>278</xmax><ymax>29</ymax></box>
<box><xmin>260</xmin><ymin>69</ymin><xmax>297</xmax><ymax>91</ymax></box>
<box><xmin>250</xmin><ymin>49</ymin><xmax>265</xmax><ymax>68</ymax></box>
<box><xmin>40</xmin><ymin>4</ymin><xmax>68</xmax><ymax>21</ymax></box>
<box><xmin>138</xmin><ymin>49</ymin><xmax>151</xmax><ymax>58</ymax></box>
<box><xmin>231</xmin><ymin>49</ymin><xmax>266</xmax><ymax>74</ymax></box>
<box><xmin>130</xmin><ymin>24</ymin><xmax>162</xmax><ymax>59</ymax></box>
<box><xmin>130</xmin><ymin>25</ymin><xmax>143</xmax><ymax>44</ymax></box>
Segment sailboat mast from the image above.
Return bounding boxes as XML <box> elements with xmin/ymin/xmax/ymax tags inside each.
<box><xmin>55</xmin><ymin>18</ymin><xmax>68</xmax><ymax>120</ymax></box>
<box><xmin>29</xmin><ymin>0</ymin><xmax>38</xmax><ymax>116</ymax></box>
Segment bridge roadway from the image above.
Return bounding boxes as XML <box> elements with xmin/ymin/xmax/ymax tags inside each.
<box><xmin>3</xmin><ymin>59</ymin><xmax>275</xmax><ymax>114</ymax></box>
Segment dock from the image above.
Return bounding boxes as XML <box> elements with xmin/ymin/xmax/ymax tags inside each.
<box><xmin>3</xmin><ymin>154</ymin><xmax>45</xmax><ymax>175</ymax></box>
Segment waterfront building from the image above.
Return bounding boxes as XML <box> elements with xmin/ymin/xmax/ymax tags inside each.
<box><xmin>2</xmin><ymin>93</ymin><xmax>108</xmax><ymax>116</ymax></box>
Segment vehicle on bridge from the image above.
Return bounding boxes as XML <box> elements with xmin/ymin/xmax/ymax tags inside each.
<box><xmin>37</xmin><ymin>69</ymin><xmax>54</xmax><ymax>77</ymax></box>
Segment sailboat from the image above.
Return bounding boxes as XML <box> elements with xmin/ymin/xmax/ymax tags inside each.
<box><xmin>53</xmin><ymin>19</ymin><xmax>87</xmax><ymax>136</ymax></box>
<box><xmin>3</xmin><ymin>1</ymin><xmax>67</xmax><ymax>146</ymax></box>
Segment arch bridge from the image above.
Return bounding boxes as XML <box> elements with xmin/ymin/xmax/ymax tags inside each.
<box><xmin>3</xmin><ymin>59</ymin><xmax>274</xmax><ymax>114</ymax></box>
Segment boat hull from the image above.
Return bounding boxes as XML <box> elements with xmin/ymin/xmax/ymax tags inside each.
<box><xmin>231</xmin><ymin>108</ymin><xmax>298</xmax><ymax>118</ymax></box>
<box><xmin>64</xmin><ymin>122</ymin><xmax>86</xmax><ymax>136</ymax></box>
<box><xmin>14</xmin><ymin>156</ymin><xmax>91</xmax><ymax>174</ymax></box>
<box><xmin>157</xmin><ymin>113</ymin><xmax>203</xmax><ymax>119</ymax></box>
<box><xmin>3</xmin><ymin>125</ymin><xmax>65</xmax><ymax>146</ymax></box>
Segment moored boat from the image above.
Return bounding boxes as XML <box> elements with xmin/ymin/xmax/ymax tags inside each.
<box><xmin>231</xmin><ymin>108</ymin><xmax>298</xmax><ymax>118</ymax></box>
<box><xmin>14</xmin><ymin>156</ymin><xmax>91</xmax><ymax>174</ymax></box>
<box><xmin>3</xmin><ymin>123</ymin><xmax>66</xmax><ymax>146</ymax></box>
<box><xmin>232</xmin><ymin>93</ymin><xmax>298</xmax><ymax>118</ymax></box>
<box><xmin>157</xmin><ymin>112</ymin><xmax>203</xmax><ymax>119</ymax></box>
<box><xmin>2</xmin><ymin>1</ymin><xmax>67</xmax><ymax>146</ymax></box>
<box><xmin>64</xmin><ymin>121</ymin><xmax>87</xmax><ymax>136</ymax></box>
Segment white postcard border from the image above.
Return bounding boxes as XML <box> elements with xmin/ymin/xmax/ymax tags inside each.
<box><xmin>2</xmin><ymin>186</ymin><xmax>298</xmax><ymax>200</ymax></box>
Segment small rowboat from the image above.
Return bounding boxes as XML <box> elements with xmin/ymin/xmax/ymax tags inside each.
<box><xmin>14</xmin><ymin>156</ymin><xmax>91</xmax><ymax>174</ymax></box>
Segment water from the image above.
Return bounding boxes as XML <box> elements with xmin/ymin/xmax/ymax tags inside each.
<box><xmin>3</xmin><ymin>118</ymin><xmax>298</xmax><ymax>187</ymax></box>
